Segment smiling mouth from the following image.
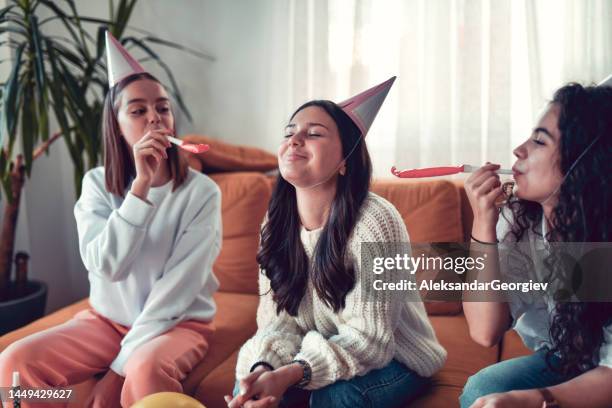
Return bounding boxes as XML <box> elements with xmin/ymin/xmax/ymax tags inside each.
<box><xmin>285</xmin><ymin>153</ymin><xmax>307</xmax><ymax>161</ymax></box>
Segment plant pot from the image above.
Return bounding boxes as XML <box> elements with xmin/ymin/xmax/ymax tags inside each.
<box><xmin>0</xmin><ymin>280</ymin><xmax>48</xmax><ymax>336</ymax></box>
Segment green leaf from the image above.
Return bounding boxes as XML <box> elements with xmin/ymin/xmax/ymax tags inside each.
<box><xmin>0</xmin><ymin>4</ymin><xmax>16</xmax><ymax>21</ymax></box>
<box><xmin>37</xmin><ymin>0</ymin><xmax>91</xmax><ymax>62</ymax></box>
<box><xmin>45</xmin><ymin>38</ymin><xmax>72</xmax><ymax>141</ymax></box>
<box><xmin>31</xmin><ymin>14</ymin><xmax>47</xmax><ymax>111</ymax></box>
<box><xmin>22</xmin><ymin>81</ymin><xmax>38</xmax><ymax>176</ymax></box>
<box><xmin>0</xmin><ymin>25</ymin><xmax>28</xmax><ymax>38</ymax></box>
<box><xmin>0</xmin><ymin>43</ymin><xmax>26</xmax><ymax>149</ymax></box>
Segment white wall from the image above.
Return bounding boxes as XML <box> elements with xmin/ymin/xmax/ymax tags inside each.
<box><xmin>19</xmin><ymin>0</ymin><xmax>287</xmax><ymax>313</ymax></box>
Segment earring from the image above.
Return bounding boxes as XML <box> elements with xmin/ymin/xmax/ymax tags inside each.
<box><xmin>339</xmin><ymin>166</ymin><xmax>346</xmax><ymax>176</ymax></box>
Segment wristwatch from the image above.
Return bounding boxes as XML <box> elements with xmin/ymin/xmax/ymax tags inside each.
<box><xmin>291</xmin><ymin>359</ymin><xmax>312</xmax><ymax>388</ymax></box>
<box><xmin>537</xmin><ymin>388</ymin><xmax>560</xmax><ymax>408</ymax></box>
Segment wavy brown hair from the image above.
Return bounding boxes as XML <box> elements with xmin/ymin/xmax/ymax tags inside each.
<box><xmin>506</xmin><ymin>83</ymin><xmax>612</xmax><ymax>376</ymax></box>
<box><xmin>102</xmin><ymin>72</ymin><xmax>188</xmax><ymax>196</ymax></box>
<box><xmin>256</xmin><ymin>100</ymin><xmax>372</xmax><ymax>315</ymax></box>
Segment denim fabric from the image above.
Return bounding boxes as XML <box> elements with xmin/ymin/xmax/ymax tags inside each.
<box><xmin>460</xmin><ymin>348</ymin><xmax>574</xmax><ymax>408</ymax></box>
<box><xmin>233</xmin><ymin>359</ymin><xmax>430</xmax><ymax>407</ymax></box>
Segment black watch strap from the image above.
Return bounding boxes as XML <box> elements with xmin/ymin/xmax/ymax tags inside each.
<box><xmin>250</xmin><ymin>361</ymin><xmax>274</xmax><ymax>372</ymax></box>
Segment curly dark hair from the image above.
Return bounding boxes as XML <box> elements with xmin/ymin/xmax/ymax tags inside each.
<box><xmin>256</xmin><ymin>100</ymin><xmax>372</xmax><ymax>315</ymax></box>
<box><xmin>506</xmin><ymin>83</ymin><xmax>612</xmax><ymax>376</ymax></box>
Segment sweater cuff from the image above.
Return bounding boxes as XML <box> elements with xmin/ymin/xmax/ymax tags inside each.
<box><xmin>109</xmin><ymin>347</ymin><xmax>132</xmax><ymax>377</ymax></box>
<box><xmin>252</xmin><ymin>350</ymin><xmax>285</xmax><ymax>373</ymax></box>
<box><xmin>292</xmin><ymin>349</ymin><xmax>328</xmax><ymax>390</ymax></box>
<box><xmin>118</xmin><ymin>192</ymin><xmax>155</xmax><ymax>228</ymax></box>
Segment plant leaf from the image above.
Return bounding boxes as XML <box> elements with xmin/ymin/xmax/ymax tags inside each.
<box><xmin>0</xmin><ymin>43</ymin><xmax>26</xmax><ymax>149</ymax></box>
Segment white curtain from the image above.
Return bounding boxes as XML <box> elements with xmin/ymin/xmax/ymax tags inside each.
<box><xmin>262</xmin><ymin>0</ymin><xmax>612</xmax><ymax>178</ymax></box>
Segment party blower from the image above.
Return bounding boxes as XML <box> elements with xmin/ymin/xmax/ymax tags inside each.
<box><xmin>391</xmin><ymin>164</ymin><xmax>512</xmax><ymax>178</ymax></box>
<box><xmin>166</xmin><ymin>136</ymin><xmax>210</xmax><ymax>154</ymax></box>
<box><xmin>391</xmin><ymin>74</ymin><xmax>612</xmax><ymax>180</ymax></box>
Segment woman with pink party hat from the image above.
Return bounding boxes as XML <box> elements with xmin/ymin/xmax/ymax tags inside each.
<box><xmin>0</xmin><ymin>32</ymin><xmax>221</xmax><ymax>407</ymax></box>
<box><xmin>226</xmin><ymin>78</ymin><xmax>446</xmax><ymax>408</ymax></box>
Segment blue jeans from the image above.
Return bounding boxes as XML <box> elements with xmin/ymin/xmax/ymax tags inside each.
<box><xmin>233</xmin><ymin>359</ymin><xmax>430</xmax><ymax>407</ymax></box>
<box><xmin>459</xmin><ymin>348</ymin><xmax>574</xmax><ymax>408</ymax></box>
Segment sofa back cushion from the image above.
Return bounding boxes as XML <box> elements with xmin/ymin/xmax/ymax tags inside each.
<box><xmin>371</xmin><ymin>179</ymin><xmax>464</xmax><ymax>315</ymax></box>
<box><xmin>372</xmin><ymin>179</ymin><xmax>463</xmax><ymax>242</ymax></box>
<box><xmin>183</xmin><ymin>134</ymin><xmax>278</xmax><ymax>173</ymax></box>
<box><xmin>210</xmin><ymin>172</ymin><xmax>466</xmax><ymax>314</ymax></box>
<box><xmin>210</xmin><ymin>172</ymin><xmax>272</xmax><ymax>294</ymax></box>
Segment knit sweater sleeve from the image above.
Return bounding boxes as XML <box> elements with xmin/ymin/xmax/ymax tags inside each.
<box><xmin>293</xmin><ymin>196</ymin><xmax>411</xmax><ymax>389</ymax></box>
<box><xmin>235</xmin><ymin>271</ymin><xmax>305</xmax><ymax>380</ymax></box>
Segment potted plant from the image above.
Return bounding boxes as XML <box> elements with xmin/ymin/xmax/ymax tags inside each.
<box><xmin>0</xmin><ymin>0</ymin><xmax>212</xmax><ymax>334</ymax></box>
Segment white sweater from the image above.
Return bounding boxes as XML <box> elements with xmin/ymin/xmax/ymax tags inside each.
<box><xmin>497</xmin><ymin>207</ymin><xmax>612</xmax><ymax>368</ymax></box>
<box><xmin>74</xmin><ymin>167</ymin><xmax>221</xmax><ymax>375</ymax></box>
<box><xmin>236</xmin><ymin>193</ymin><xmax>447</xmax><ymax>389</ymax></box>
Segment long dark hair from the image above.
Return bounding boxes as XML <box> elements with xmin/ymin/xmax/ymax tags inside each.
<box><xmin>256</xmin><ymin>100</ymin><xmax>372</xmax><ymax>316</ymax></box>
<box><xmin>102</xmin><ymin>72</ymin><xmax>187</xmax><ymax>196</ymax></box>
<box><xmin>506</xmin><ymin>83</ymin><xmax>612</xmax><ymax>376</ymax></box>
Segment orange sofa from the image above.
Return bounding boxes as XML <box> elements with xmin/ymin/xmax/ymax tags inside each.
<box><xmin>0</xmin><ymin>137</ymin><xmax>531</xmax><ymax>407</ymax></box>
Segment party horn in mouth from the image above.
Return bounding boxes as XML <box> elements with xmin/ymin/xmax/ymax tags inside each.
<box><xmin>391</xmin><ymin>164</ymin><xmax>512</xmax><ymax>178</ymax></box>
<box><xmin>166</xmin><ymin>136</ymin><xmax>210</xmax><ymax>154</ymax></box>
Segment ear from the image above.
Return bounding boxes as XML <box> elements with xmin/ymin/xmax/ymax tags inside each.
<box><xmin>339</xmin><ymin>160</ymin><xmax>347</xmax><ymax>176</ymax></box>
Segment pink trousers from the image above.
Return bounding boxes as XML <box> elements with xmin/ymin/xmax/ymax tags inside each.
<box><xmin>0</xmin><ymin>309</ymin><xmax>214</xmax><ymax>408</ymax></box>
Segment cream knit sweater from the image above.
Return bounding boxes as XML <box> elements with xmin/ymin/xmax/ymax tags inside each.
<box><xmin>236</xmin><ymin>192</ymin><xmax>447</xmax><ymax>389</ymax></box>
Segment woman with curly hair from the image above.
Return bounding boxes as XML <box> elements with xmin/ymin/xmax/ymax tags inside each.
<box><xmin>460</xmin><ymin>83</ymin><xmax>612</xmax><ymax>407</ymax></box>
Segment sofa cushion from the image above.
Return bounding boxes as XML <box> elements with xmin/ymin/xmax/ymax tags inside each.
<box><xmin>371</xmin><ymin>179</ymin><xmax>463</xmax><ymax>243</ymax></box>
<box><xmin>182</xmin><ymin>135</ymin><xmax>278</xmax><ymax>173</ymax></box>
<box><xmin>183</xmin><ymin>292</ymin><xmax>259</xmax><ymax>395</ymax></box>
<box><xmin>209</xmin><ymin>172</ymin><xmax>271</xmax><ymax>294</ymax></box>
<box><xmin>195</xmin><ymin>350</ymin><xmax>239</xmax><ymax>408</ymax></box>
<box><xmin>372</xmin><ymin>179</ymin><xmax>464</xmax><ymax>315</ymax></box>
<box><xmin>429</xmin><ymin>315</ymin><xmax>498</xmax><ymax>387</ymax></box>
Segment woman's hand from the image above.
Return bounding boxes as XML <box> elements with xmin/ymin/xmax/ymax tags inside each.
<box><xmin>130</xmin><ymin>128</ymin><xmax>172</xmax><ymax>198</ymax></box>
<box><xmin>225</xmin><ymin>366</ymin><xmax>291</xmax><ymax>408</ymax></box>
<box><xmin>465</xmin><ymin>162</ymin><xmax>503</xmax><ymax>242</ymax></box>
<box><xmin>85</xmin><ymin>369</ymin><xmax>124</xmax><ymax>408</ymax></box>
<box><xmin>469</xmin><ymin>390</ymin><xmax>544</xmax><ymax>408</ymax></box>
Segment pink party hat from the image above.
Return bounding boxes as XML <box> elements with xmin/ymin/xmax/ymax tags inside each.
<box><xmin>337</xmin><ymin>76</ymin><xmax>396</xmax><ymax>136</ymax></box>
<box><xmin>598</xmin><ymin>73</ymin><xmax>612</xmax><ymax>87</ymax></box>
<box><xmin>105</xmin><ymin>31</ymin><xmax>147</xmax><ymax>87</ymax></box>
